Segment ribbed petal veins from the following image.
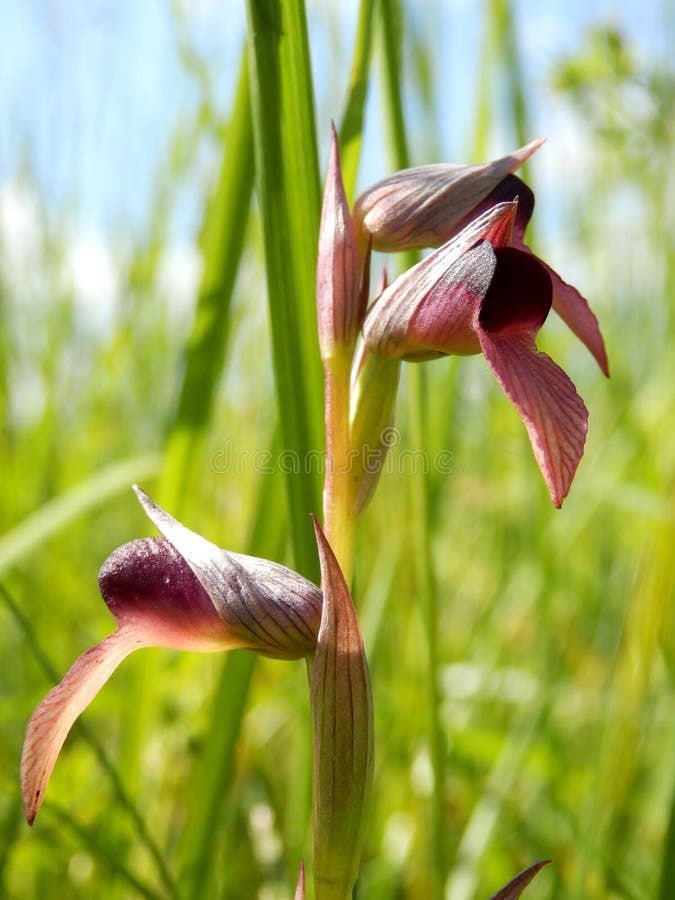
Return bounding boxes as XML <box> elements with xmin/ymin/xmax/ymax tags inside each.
<box><xmin>478</xmin><ymin>330</ymin><xmax>588</xmax><ymax>507</ymax></box>
<box><xmin>310</xmin><ymin>518</ymin><xmax>373</xmax><ymax>900</ymax></box>
<box><xmin>354</xmin><ymin>139</ymin><xmax>542</xmax><ymax>251</ymax></box>
<box><xmin>474</xmin><ymin>175</ymin><xmax>609</xmax><ymax>375</ymax></box>
<box><xmin>22</xmin><ymin>631</ymin><xmax>139</xmax><ymax>826</ymax></box>
<box><xmin>133</xmin><ymin>487</ymin><xmax>322</xmax><ymax>659</ymax></box>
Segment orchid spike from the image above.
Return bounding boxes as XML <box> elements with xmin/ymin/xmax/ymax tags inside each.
<box><xmin>363</xmin><ymin>201</ymin><xmax>588</xmax><ymax>507</ymax></box>
<box><xmin>317</xmin><ymin>123</ymin><xmax>364</xmax><ymax>359</ymax></box>
<box><xmin>488</xmin><ymin>859</ymin><xmax>551</xmax><ymax>899</ymax></box>
<box><xmin>21</xmin><ymin>488</ymin><xmax>322</xmax><ymax>825</ymax></box>
<box><xmin>310</xmin><ymin>517</ymin><xmax>373</xmax><ymax>900</ymax></box>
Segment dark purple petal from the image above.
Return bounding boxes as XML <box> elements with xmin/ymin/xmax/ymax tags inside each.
<box><xmin>547</xmin><ymin>263</ymin><xmax>610</xmax><ymax>376</ymax></box>
<box><xmin>99</xmin><ymin>538</ymin><xmax>235</xmax><ymax>651</ymax></box>
<box><xmin>478</xmin><ymin>248</ymin><xmax>552</xmax><ymax>337</ymax></box>
<box><xmin>463</xmin><ymin>174</ymin><xmax>535</xmax><ymax>244</ymax></box>
<box><xmin>478</xmin><ymin>331</ymin><xmax>588</xmax><ymax>507</ymax></box>
<box><xmin>363</xmin><ymin>202</ymin><xmax>515</xmax><ymax>360</ymax></box>
<box><xmin>133</xmin><ymin>486</ymin><xmax>322</xmax><ymax>659</ymax></box>
<box><xmin>407</xmin><ymin>242</ymin><xmax>496</xmax><ymax>358</ymax></box>
<box><xmin>472</xmin><ymin>178</ymin><xmax>609</xmax><ymax>375</ymax></box>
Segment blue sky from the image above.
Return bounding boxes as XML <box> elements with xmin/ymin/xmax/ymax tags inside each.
<box><xmin>0</xmin><ymin>1</ymin><xmax>667</xmax><ymax>251</ymax></box>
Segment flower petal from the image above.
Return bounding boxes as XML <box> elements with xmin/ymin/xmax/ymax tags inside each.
<box><xmin>317</xmin><ymin>124</ymin><xmax>363</xmax><ymax>357</ymax></box>
<box><xmin>133</xmin><ymin>486</ymin><xmax>322</xmax><ymax>659</ymax></box>
<box><xmin>546</xmin><ymin>263</ymin><xmax>610</xmax><ymax>376</ymax></box>
<box><xmin>363</xmin><ymin>202</ymin><xmax>516</xmax><ymax>360</ymax></box>
<box><xmin>478</xmin><ymin>330</ymin><xmax>588</xmax><ymax>507</ymax></box>
<box><xmin>99</xmin><ymin>537</ymin><xmax>237</xmax><ymax>651</ymax></box>
<box><xmin>478</xmin><ymin>248</ymin><xmax>552</xmax><ymax>337</ymax></box>
<box><xmin>354</xmin><ymin>139</ymin><xmax>543</xmax><ymax>251</ymax></box>
<box><xmin>21</xmin><ymin>630</ymin><xmax>139</xmax><ymax>825</ymax></box>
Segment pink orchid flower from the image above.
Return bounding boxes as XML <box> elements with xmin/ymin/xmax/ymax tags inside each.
<box><xmin>355</xmin><ymin>142</ymin><xmax>608</xmax><ymax>376</ymax></box>
<box><xmin>362</xmin><ymin>201</ymin><xmax>588</xmax><ymax>508</ymax></box>
<box><xmin>21</xmin><ymin>486</ymin><xmax>322</xmax><ymax>825</ymax></box>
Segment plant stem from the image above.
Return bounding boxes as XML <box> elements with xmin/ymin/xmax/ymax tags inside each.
<box><xmin>407</xmin><ymin>365</ymin><xmax>447</xmax><ymax>900</ymax></box>
<box><xmin>379</xmin><ymin>3</ymin><xmax>447</xmax><ymax>893</ymax></box>
<box><xmin>322</xmin><ymin>350</ymin><xmax>357</xmax><ymax>587</ymax></box>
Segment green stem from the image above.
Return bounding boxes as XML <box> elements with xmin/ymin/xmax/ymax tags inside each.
<box><xmin>379</xmin><ymin>3</ymin><xmax>447</xmax><ymax>895</ymax></box>
<box><xmin>407</xmin><ymin>365</ymin><xmax>447</xmax><ymax>899</ymax></box>
<box><xmin>322</xmin><ymin>351</ymin><xmax>357</xmax><ymax>587</ymax></box>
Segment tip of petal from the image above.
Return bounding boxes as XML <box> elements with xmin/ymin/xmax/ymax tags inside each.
<box><xmin>507</xmin><ymin>137</ymin><xmax>546</xmax><ymax>173</ymax></box>
<box><xmin>21</xmin><ymin>631</ymin><xmax>137</xmax><ymax>825</ymax></box>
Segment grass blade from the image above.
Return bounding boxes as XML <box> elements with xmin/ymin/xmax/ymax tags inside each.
<box><xmin>0</xmin><ymin>454</ymin><xmax>160</xmax><ymax>575</ymax></box>
<box><xmin>245</xmin><ymin>0</ymin><xmax>324</xmax><ymax>582</ymax></box>
<box><xmin>159</xmin><ymin>50</ymin><xmax>254</xmax><ymax>515</ymax></box>
<box><xmin>338</xmin><ymin>0</ymin><xmax>378</xmax><ymax>200</ymax></box>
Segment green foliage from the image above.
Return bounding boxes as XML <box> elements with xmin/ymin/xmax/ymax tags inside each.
<box><xmin>1</xmin><ymin>1</ymin><xmax>673</xmax><ymax>898</ymax></box>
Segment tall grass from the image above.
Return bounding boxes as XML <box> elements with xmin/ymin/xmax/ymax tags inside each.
<box><xmin>1</xmin><ymin>2</ymin><xmax>673</xmax><ymax>898</ymax></box>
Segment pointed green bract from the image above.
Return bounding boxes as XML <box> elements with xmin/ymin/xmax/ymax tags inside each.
<box><xmin>310</xmin><ymin>519</ymin><xmax>373</xmax><ymax>899</ymax></box>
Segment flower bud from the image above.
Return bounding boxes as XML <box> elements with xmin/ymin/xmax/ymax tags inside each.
<box><xmin>310</xmin><ymin>518</ymin><xmax>373</xmax><ymax>900</ymax></box>
<box><xmin>317</xmin><ymin>124</ymin><xmax>364</xmax><ymax>358</ymax></box>
<box><xmin>354</xmin><ymin>139</ymin><xmax>542</xmax><ymax>251</ymax></box>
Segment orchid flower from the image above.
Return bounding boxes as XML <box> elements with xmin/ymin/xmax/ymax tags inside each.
<box><xmin>21</xmin><ymin>486</ymin><xmax>322</xmax><ymax>825</ymax></box>
<box><xmin>362</xmin><ymin>200</ymin><xmax>588</xmax><ymax>507</ymax></box>
<box><xmin>355</xmin><ymin>142</ymin><xmax>608</xmax><ymax>376</ymax></box>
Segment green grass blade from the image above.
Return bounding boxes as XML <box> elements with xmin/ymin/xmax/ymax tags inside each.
<box><xmin>44</xmin><ymin>804</ymin><xmax>162</xmax><ymax>900</ymax></box>
<box><xmin>658</xmin><ymin>760</ymin><xmax>675</xmax><ymax>900</ymax></box>
<box><xmin>338</xmin><ymin>0</ymin><xmax>378</xmax><ymax>200</ymax></box>
<box><xmin>113</xmin><ymin>50</ymin><xmax>254</xmax><ymax>858</ymax></box>
<box><xmin>378</xmin><ymin>5</ymin><xmax>446</xmax><ymax>895</ymax></box>
<box><xmin>159</xmin><ymin>50</ymin><xmax>254</xmax><ymax>515</ymax></box>
<box><xmin>245</xmin><ymin>0</ymin><xmax>324</xmax><ymax>582</ymax></box>
<box><xmin>0</xmin><ymin>453</ymin><xmax>160</xmax><ymax>575</ymax></box>
<box><xmin>177</xmin><ymin>446</ymin><xmax>287</xmax><ymax>897</ymax></box>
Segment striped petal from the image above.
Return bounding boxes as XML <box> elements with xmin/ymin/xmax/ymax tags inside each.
<box><xmin>354</xmin><ymin>139</ymin><xmax>542</xmax><ymax>251</ymax></box>
<box><xmin>478</xmin><ymin>330</ymin><xmax>588</xmax><ymax>507</ymax></box>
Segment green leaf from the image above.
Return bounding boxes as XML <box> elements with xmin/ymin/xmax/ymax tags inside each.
<box><xmin>246</xmin><ymin>0</ymin><xmax>325</xmax><ymax>583</ymax></box>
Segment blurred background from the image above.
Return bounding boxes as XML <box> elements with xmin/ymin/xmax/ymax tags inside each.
<box><xmin>1</xmin><ymin>1</ymin><xmax>673</xmax><ymax>898</ymax></box>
